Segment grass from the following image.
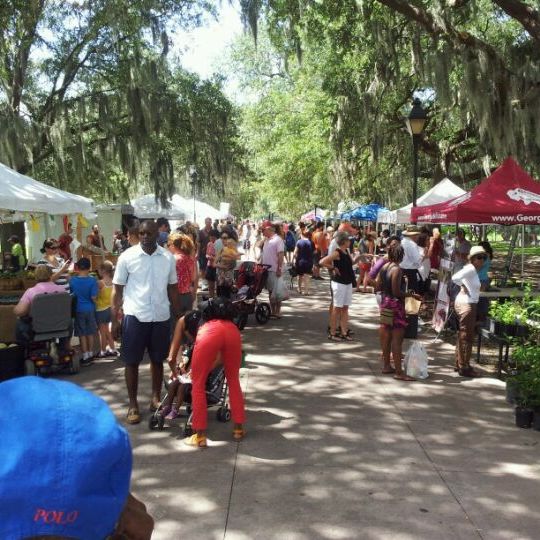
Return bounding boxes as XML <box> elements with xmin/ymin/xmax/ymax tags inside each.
<box><xmin>491</xmin><ymin>242</ymin><xmax>540</xmax><ymax>256</ymax></box>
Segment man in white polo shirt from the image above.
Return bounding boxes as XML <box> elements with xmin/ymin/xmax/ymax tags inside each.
<box><xmin>400</xmin><ymin>225</ymin><xmax>423</xmax><ymax>293</ymax></box>
<box><xmin>261</xmin><ymin>221</ymin><xmax>285</xmax><ymax>318</ymax></box>
<box><xmin>112</xmin><ymin>220</ymin><xmax>180</xmax><ymax>424</ymax></box>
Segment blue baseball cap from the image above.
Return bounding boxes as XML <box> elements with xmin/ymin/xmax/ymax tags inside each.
<box><xmin>0</xmin><ymin>377</ymin><xmax>132</xmax><ymax>540</ymax></box>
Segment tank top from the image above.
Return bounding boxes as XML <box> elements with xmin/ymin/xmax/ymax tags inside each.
<box><xmin>332</xmin><ymin>249</ymin><xmax>355</xmax><ymax>285</ymax></box>
<box><xmin>95</xmin><ymin>282</ymin><xmax>113</xmax><ymax>311</ymax></box>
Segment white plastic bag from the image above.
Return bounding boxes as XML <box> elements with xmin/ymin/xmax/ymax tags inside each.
<box><xmin>271</xmin><ymin>276</ymin><xmax>289</xmax><ymax>302</ymax></box>
<box><xmin>404</xmin><ymin>342</ymin><xmax>429</xmax><ymax>379</ymax></box>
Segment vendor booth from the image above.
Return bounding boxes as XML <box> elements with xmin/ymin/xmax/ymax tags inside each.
<box><xmin>342</xmin><ymin>203</ymin><xmax>386</xmax><ymax>222</ymax></box>
<box><xmin>378</xmin><ymin>178</ymin><xmax>466</xmax><ymax>224</ymax></box>
<box><xmin>301</xmin><ymin>207</ymin><xmax>326</xmax><ymax>222</ymax></box>
<box><xmin>132</xmin><ymin>194</ymin><xmax>187</xmax><ymax>220</ymax></box>
<box><xmin>411</xmin><ymin>158</ymin><xmax>540</xmax><ymax>224</ymax></box>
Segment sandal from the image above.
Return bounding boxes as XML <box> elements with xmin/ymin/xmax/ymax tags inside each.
<box><xmin>184</xmin><ymin>433</ymin><xmax>207</xmax><ymax>448</ymax></box>
<box><xmin>126</xmin><ymin>408</ymin><xmax>141</xmax><ymax>424</ymax></box>
<box><xmin>341</xmin><ymin>334</ymin><xmax>353</xmax><ymax>341</ymax></box>
<box><xmin>381</xmin><ymin>367</ymin><xmax>396</xmax><ymax>374</ymax></box>
<box><xmin>148</xmin><ymin>400</ymin><xmax>160</xmax><ymax>412</ymax></box>
<box><xmin>328</xmin><ymin>334</ymin><xmax>341</xmax><ymax>341</ymax></box>
<box><xmin>233</xmin><ymin>428</ymin><xmax>245</xmax><ymax>441</ymax></box>
<box><xmin>393</xmin><ymin>374</ymin><xmax>415</xmax><ymax>381</ymax></box>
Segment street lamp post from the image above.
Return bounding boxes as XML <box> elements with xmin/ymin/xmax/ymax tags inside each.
<box><xmin>405</xmin><ymin>98</ymin><xmax>427</xmax><ymax>209</ymax></box>
<box><xmin>189</xmin><ymin>166</ymin><xmax>198</xmax><ymax>223</ymax></box>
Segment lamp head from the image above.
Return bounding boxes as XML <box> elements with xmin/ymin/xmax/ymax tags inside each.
<box><xmin>406</xmin><ymin>98</ymin><xmax>427</xmax><ymax>136</ymax></box>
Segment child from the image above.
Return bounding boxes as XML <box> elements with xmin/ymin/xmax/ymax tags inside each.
<box><xmin>216</xmin><ymin>236</ymin><xmax>240</xmax><ymax>298</ymax></box>
<box><xmin>163</xmin><ymin>311</ymin><xmax>202</xmax><ymax>420</ymax></box>
<box><xmin>205</xmin><ymin>229</ymin><xmax>218</xmax><ymax>298</ymax></box>
<box><xmin>70</xmin><ymin>257</ymin><xmax>98</xmax><ymax>365</ymax></box>
<box><xmin>95</xmin><ymin>261</ymin><xmax>118</xmax><ymax>358</ymax></box>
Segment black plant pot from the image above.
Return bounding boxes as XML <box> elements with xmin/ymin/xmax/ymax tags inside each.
<box><xmin>533</xmin><ymin>412</ymin><xmax>540</xmax><ymax>432</ymax></box>
<box><xmin>515</xmin><ymin>406</ymin><xmax>533</xmax><ymax>428</ymax></box>
<box><xmin>510</xmin><ymin>323</ymin><xmax>529</xmax><ymax>338</ymax></box>
<box><xmin>506</xmin><ymin>379</ymin><xmax>520</xmax><ymax>405</ymax></box>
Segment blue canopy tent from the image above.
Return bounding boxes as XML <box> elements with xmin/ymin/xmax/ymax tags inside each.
<box><xmin>342</xmin><ymin>203</ymin><xmax>387</xmax><ymax>222</ymax></box>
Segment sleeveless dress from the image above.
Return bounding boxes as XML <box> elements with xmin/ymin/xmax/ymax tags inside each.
<box><xmin>295</xmin><ymin>239</ymin><xmax>313</xmax><ymax>275</ymax></box>
<box><xmin>379</xmin><ymin>263</ymin><xmax>407</xmax><ymax>329</ymax></box>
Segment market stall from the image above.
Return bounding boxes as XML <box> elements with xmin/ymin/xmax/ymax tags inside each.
<box><xmin>378</xmin><ymin>178</ymin><xmax>466</xmax><ymax>224</ymax></box>
<box><xmin>411</xmin><ymin>157</ymin><xmax>540</xmax><ymax>225</ymax></box>
<box><xmin>342</xmin><ymin>203</ymin><xmax>386</xmax><ymax>222</ymax></box>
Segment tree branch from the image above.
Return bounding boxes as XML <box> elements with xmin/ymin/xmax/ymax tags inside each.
<box><xmin>492</xmin><ymin>0</ymin><xmax>540</xmax><ymax>44</ymax></box>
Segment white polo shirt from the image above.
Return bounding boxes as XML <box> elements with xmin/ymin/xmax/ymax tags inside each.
<box><xmin>400</xmin><ymin>237</ymin><xmax>423</xmax><ymax>270</ymax></box>
<box><xmin>113</xmin><ymin>244</ymin><xmax>177</xmax><ymax>322</ymax></box>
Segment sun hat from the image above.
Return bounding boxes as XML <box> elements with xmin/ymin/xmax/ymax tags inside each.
<box><xmin>468</xmin><ymin>246</ymin><xmax>487</xmax><ymax>259</ymax></box>
<box><xmin>0</xmin><ymin>377</ymin><xmax>132</xmax><ymax>540</ymax></box>
<box><xmin>403</xmin><ymin>225</ymin><xmax>421</xmax><ymax>236</ymax></box>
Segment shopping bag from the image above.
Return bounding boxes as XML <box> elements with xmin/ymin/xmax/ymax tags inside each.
<box><xmin>405</xmin><ymin>296</ymin><xmax>422</xmax><ymax>315</ymax></box>
<box><xmin>404</xmin><ymin>341</ymin><xmax>429</xmax><ymax>379</ymax></box>
<box><xmin>271</xmin><ymin>276</ymin><xmax>289</xmax><ymax>302</ymax></box>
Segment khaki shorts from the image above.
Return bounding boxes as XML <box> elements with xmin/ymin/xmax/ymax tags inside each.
<box><xmin>266</xmin><ymin>271</ymin><xmax>277</xmax><ymax>292</ymax></box>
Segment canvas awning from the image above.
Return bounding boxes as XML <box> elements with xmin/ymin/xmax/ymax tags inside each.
<box><xmin>131</xmin><ymin>194</ymin><xmax>187</xmax><ymax>220</ymax></box>
<box><xmin>377</xmin><ymin>178</ymin><xmax>466</xmax><ymax>224</ymax></box>
<box><xmin>0</xmin><ymin>161</ymin><xmax>95</xmax><ymax>217</ymax></box>
<box><xmin>411</xmin><ymin>158</ymin><xmax>540</xmax><ymax>224</ymax></box>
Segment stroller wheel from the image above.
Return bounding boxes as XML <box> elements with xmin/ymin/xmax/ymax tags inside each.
<box><xmin>157</xmin><ymin>415</ymin><xmax>165</xmax><ymax>430</ymax></box>
<box><xmin>217</xmin><ymin>407</ymin><xmax>231</xmax><ymax>423</ymax></box>
<box><xmin>255</xmin><ymin>303</ymin><xmax>271</xmax><ymax>324</ymax></box>
<box><xmin>183</xmin><ymin>426</ymin><xmax>193</xmax><ymax>437</ymax></box>
<box><xmin>234</xmin><ymin>313</ymin><xmax>248</xmax><ymax>331</ymax></box>
<box><xmin>148</xmin><ymin>415</ymin><xmax>159</xmax><ymax>430</ymax></box>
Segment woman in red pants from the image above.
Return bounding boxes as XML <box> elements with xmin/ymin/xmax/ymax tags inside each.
<box><xmin>185</xmin><ymin>299</ymin><xmax>245</xmax><ymax>448</ymax></box>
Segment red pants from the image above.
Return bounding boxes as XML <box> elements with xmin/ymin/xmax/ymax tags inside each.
<box><xmin>191</xmin><ymin>319</ymin><xmax>245</xmax><ymax>431</ymax></box>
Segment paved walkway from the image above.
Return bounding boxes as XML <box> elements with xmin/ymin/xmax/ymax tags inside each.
<box><xmin>69</xmin><ymin>280</ymin><xmax>540</xmax><ymax>540</ymax></box>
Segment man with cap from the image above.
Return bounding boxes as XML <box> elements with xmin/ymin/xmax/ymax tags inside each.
<box><xmin>0</xmin><ymin>377</ymin><xmax>153</xmax><ymax>540</ymax></box>
<box><xmin>261</xmin><ymin>220</ymin><xmax>285</xmax><ymax>318</ymax></box>
<box><xmin>451</xmin><ymin>245</ymin><xmax>487</xmax><ymax>377</ymax></box>
<box><xmin>399</xmin><ymin>225</ymin><xmax>424</xmax><ymax>293</ymax></box>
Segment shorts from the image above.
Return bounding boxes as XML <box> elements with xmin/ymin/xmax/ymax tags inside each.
<box><xmin>360</xmin><ymin>263</ymin><xmax>371</xmax><ymax>273</ymax></box>
<box><xmin>74</xmin><ymin>311</ymin><xmax>97</xmax><ymax>337</ymax></box>
<box><xmin>331</xmin><ymin>281</ymin><xmax>353</xmax><ymax>308</ymax></box>
<box><xmin>312</xmin><ymin>252</ymin><xmax>321</xmax><ymax>266</ymax></box>
<box><xmin>198</xmin><ymin>254</ymin><xmax>208</xmax><ymax>273</ymax></box>
<box><xmin>266</xmin><ymin>271</ymin><xmax>277</xmax><ymax>292</ymax></box>
<box><xmin>178</xmin><ymin>292</ymin><xmax>193</xmax><ymax>314</ymax></box>
<box><xmin>380</xmin><ymin>296</ymin><xmax>407</xmax><ymax>330</ymax></box>
<box><xmin>121</xmin><ymin>315</ymin><xmax>171</xmax><ymax>366</ymax></box>
<box><xmin>206</xmin><ymin>266</ymin><xmax>216</xmax><ymax>281</ymax></box>
<box><xmin>95</xmin><ymin>308</ymin><xmax>111</xmax><ymax>325</ymax></box>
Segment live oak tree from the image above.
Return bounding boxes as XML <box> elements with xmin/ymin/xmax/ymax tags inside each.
<box><xmin>0</xmin><ymin>0</ymin><xmax>245</xmax><ymax>206</ymax></box>
<box><xmin>237</xmin><ymin>0</ymin><xmax>540</xmax><ymax>209</ymax></box>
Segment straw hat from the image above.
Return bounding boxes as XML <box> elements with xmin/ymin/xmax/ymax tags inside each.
<box><xmin>402</xmin><ymin>225</ymin><xmax>421</xmax><ymax>236</ymax></box>
<box><xmin>468</xmin><ymin>246</ymin><xmax>487</xmax><ymax>260</ymax></box>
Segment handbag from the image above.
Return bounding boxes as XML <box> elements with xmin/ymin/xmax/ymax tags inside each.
<box><xmin>380</xmin><ymin>307</ymin><xmax>394</xmax><ymax>326</ymax></box>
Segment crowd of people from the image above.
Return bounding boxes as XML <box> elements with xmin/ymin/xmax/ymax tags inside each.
<box><xmin>3</xmin><ymin>214</ymin><xmax>499</xmax><ymax>539</ymax></box>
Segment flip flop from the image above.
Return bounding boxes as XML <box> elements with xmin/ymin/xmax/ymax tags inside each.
<box><xmin>381</xmin><ymin>367</ymin><xmax>396</xmax><ymax>374</ymax></box>
<box><xmin>148</xmin><ymin>400</ymin><xmax>160</xmax><ymax>412</ymax></box>
<box><xmin>393</xmin><ymin>374</ymin><xmax>415</xmax><ymax>382</ymax></box>
<box><xmin>126</xmin><ymin>408</ymin><xmax>141</xmax><ymax>424</ymax></box>
<box><xmin>233</xmin><ymin>428</ymin><xmax>245</xmax><ymax>441</ymax></box>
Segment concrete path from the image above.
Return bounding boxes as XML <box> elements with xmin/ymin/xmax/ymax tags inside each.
<box><xmin>68</xmin><ymin>280</ymin><xmax>540</xmax><ymax>540</ymax></box>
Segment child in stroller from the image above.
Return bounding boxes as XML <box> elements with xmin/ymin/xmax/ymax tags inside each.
<box><xmin>232</xmin><ymin>262</ymin><xmax>272</xmax><ymax>328</ymax></box>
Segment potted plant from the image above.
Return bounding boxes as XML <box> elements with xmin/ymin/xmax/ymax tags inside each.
<box><xmin>22</xmin><ymin>270</ymin><xmax>36</xmax><ymax>290</ymax></box>
<box><xmin>511</xmin><ymin>346</ymin><xmax>540</xmax><ymax>428</ymax></box>
<box><xmin>0</xmin><ymin>272</ymin><xmax>23</xmax><ymax>291</ymax></box>
<box><xmin>514</xmin><ymin>374</ymin><xmax>535</xmax><ymax>428</ymax></box>
<box><xmin>488</xmin><ymin>299</ymin><xmax>529</xmax><ymax>338</ymax></box>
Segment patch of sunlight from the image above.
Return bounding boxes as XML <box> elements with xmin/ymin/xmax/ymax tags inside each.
<box><xmin>311</xmin><ymin>523</ymin><xmax>356</xmax><ymax>539</ymax></box>
<box><xmin>489</xmin><ymin>462</ymin><xmax>540</xmax><ymax>478</ymax></box>
<box><xmin>322</xmin><ymin>445</ymin><xmax>347</xmax><ymax>454</ymax></box>
<box><xmin>244</xmin><ymin>456</ymin><xmax>297</xmax><ymax>465</ymax></box>
<box><xmin>177</xmin><ymin>492</ymin><xmax>219</xmax><ymax>514</ymax></box>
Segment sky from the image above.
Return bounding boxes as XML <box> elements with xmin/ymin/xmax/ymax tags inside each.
<box><xmin>171</xmin><ymin>1</ymin><xmax>245</xmax><ymax>99</ymax></box>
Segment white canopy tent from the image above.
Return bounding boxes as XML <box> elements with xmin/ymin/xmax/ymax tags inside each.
<box><xmin>171</xmin><ymin>195</ymin><xmax>222</xmax><ymax>226</ymax></box>
<box><xmin>131</xmin><ymin>194</ymin><xmax>187</xmax><ymax>220</ymax></box>
<box><xmin>377</xmin><ymin>178</ymin><xmax>466</xmax><ymax>224</ymax></box>
<box><xmin>0</xmin><ymin>161</ymin><xmax>95</xmax><ymax>218</ymax></box>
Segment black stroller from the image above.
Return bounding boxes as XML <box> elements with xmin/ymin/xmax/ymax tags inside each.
<box><xmin>148</xmin><ymin>363</ymin><xmax>231</xmax><ymax>436</ymax></box>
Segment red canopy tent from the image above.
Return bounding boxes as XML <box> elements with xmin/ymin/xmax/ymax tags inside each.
<box><xmin>411</xmin><ymin>157</ymin><xmax>540</xmax><ymax>224</ymax></box>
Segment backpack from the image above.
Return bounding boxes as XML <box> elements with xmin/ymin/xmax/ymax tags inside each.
<box><xmin>285</xmin><ymin>231</ymin><xmax>296</xmax><ymax>250</ymax></box>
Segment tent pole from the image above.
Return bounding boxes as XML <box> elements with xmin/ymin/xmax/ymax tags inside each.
<box><xmin>522</xmin><ymin>224</ymin><xmax>525</xmax><ymax>280</ymax></box>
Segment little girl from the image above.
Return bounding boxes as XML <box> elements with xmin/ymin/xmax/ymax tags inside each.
<box><xmin>216</xmin><ymin>236</ymin><xmax>240</xmax><ymax>298</ymax></box>
<box><xmin>95</xmin><ymin>261</ymin><xmax>118</xmax><ymax>358</ymax></box>
<box><xmin>162</xmin><ymin>310</ymin><xmax>202</xmax><ymax>420</ymax></box>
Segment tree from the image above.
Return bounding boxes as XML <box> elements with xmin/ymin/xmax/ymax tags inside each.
<box><xmin>0</xmin><ymin>0</ymin><xmax>246</xmax><ymax>205</ymax></box>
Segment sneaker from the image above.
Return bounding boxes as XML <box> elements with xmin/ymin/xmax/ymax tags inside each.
<box><xmin>97</xmin><ymin>351</ymin><xmax>108</xmax><ymax>358</ymax></box>
<box><xmin>165</xmin><ymin>409</ymin><xmax>179</xmax><ymax>420</ymax></box>
<box><xmin>105</xmin><ymin>349</ymin><xmax>118</xmax><ymax>357</ymax></box>
<box><xmin>81</xmin><ymin>356</ymin><xmax>93</xmax><ymax>367</ymax></box>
